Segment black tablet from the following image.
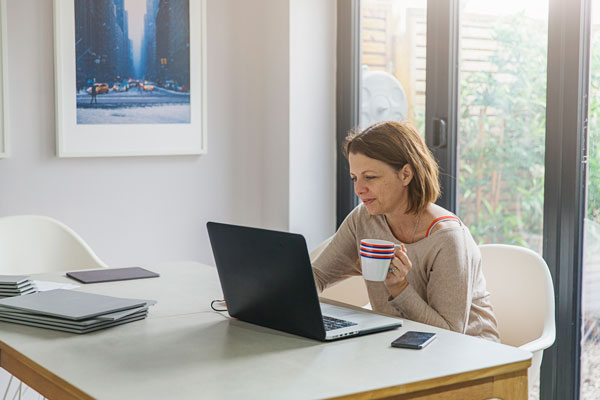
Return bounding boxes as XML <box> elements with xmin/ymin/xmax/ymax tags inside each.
<box><xmin>66</xmin><ymin>267</ymin><xmax>159</xmax><ymax>284</ymax></box>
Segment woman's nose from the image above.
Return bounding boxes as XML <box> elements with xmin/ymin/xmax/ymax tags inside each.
<box><xmin>354</xmin><ymin>181</ymin><xmax>366</xmax><ymax>195</ymax></box>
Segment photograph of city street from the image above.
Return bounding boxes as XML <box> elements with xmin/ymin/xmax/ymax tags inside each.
<box><xmin>75</xmin><ymin>0</ymin><xmax>190</xmax><ymax>124</ymax></box>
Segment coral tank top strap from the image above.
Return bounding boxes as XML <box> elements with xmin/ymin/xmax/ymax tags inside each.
<box><xmin>425</xmin><ymin>216</ymin><xmax>461</xmax><ymax>237</ymax></box>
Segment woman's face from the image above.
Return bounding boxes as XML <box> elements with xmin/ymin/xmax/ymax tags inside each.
<box><xmin>348</xmin><ymin>152</ymin><xmax>411</xmax><ymax>216</ymax></box>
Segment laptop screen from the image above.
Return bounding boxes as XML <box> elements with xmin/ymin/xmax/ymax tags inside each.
<box><xmin>207</xmin><ymin>222</ymin><xmax>327</xmax><ymax>340</ymax></box>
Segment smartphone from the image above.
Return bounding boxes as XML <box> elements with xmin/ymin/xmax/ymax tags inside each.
<box><xmin>391</xmin><ymin>331</ymin><xmax>437</xmax><ymax>349</ymax></box>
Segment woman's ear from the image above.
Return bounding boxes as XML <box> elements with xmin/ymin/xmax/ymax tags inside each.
<box><xmin>400</xmin><ymin>163</ymin><xmax>414</xmax><ymax>186</ymax></box>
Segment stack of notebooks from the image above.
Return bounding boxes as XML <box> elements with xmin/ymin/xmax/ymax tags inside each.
<box><xmin>0</xmin><ymin>289</ymin><xmax>156</xmax><ymax>334</ymax></box>
<box><xmin>0</xmin><ymin>275</ymin><xmax>38</xmax><ymax>299</ymax></box>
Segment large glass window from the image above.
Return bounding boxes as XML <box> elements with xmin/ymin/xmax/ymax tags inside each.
<box><xmin>340</xmin><ymin>1</ymin><xmax>591</xmax><ymax>396</ymax></box>
<box><xmin>360</xmin><ymin>0</ymin><xmax>426</xmax><ymax>132</ymax></box>
<box><xmin>457</xmin><ymin>1</ymin><xmax>548</xmax><ymax>255</ymax></box>
<box><xmin>581</xmin><ymin>3</ymin><xmax>600</xmax><ymax>398</ymax></box>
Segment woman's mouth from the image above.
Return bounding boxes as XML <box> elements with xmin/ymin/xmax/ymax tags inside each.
<box><xmin>362</xmin><ymin>198</ymin><xmax>375</xmax><ymax>206</ymax></box>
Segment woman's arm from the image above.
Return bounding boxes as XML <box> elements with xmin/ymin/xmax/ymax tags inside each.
<box><xmin>388</xmin><ymin>231</ymin><xmax>474</xmax><ymax>333</ymax></box>
<box><xmin>311</xmin><ymin>209</ymin><xmax>362</xmax><ymax>292</ymax></box>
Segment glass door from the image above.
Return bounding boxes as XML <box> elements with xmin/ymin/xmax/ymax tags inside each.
<box><xmin>339</xmin><ymin>1</ymin><xmax>592</xmax><ymax>396</ymax></box>
<box><xmin>456</xmin><ymin>1</ymin><xmax>549</xmax><ymax>398</ymax></box>
<box><xmin>457</xmin><ymin>0</ymin><xmax>549</xmax><ymax>256</ymax></box>
<box><xmin>581</xmin><ymin>2</ymin><xmax>600</xmax><ymax>398</ymax></box>
<box><xmin>360</xmin><ymin>0</ymin><xmax>427</xmax><ymax>132</ymax></box>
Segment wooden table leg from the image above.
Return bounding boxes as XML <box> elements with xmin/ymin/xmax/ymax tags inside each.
<box><xmin>0</xmin><ymin>343</ymin><xmax>93</xmax><ymax>400</ymax></box>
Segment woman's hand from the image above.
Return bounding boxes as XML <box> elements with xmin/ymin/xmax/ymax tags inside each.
<box><xmin>384</xmin><ymin>243</ymin><xmax>412</xmax><ymax>298</ymax></box>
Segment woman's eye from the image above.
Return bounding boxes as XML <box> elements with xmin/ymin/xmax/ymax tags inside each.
<box><xmin>350</xmin><ymin>176</ymin><xmax>357</xmax><ymax>182</ymax></box>
<box><xmin>366</xmin><ymin>176</ymin><xmax>376</xmax><ymax>180</ymax></box>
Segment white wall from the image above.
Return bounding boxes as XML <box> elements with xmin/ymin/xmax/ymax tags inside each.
<box><xmin>0</xmin><ymin>0</ymin><xmax>336</xmax><ymax>267</ymax></box>
<box><xmin>289</xmin><ymin>0</ymin><xmax>337</xmax><ymax>250</ymax></box>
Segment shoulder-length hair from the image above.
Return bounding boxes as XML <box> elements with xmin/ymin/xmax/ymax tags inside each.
<box><xmin>343</xmin><ymin>121</ymin><xmax>440</xmax><ymax>214</ymax></box>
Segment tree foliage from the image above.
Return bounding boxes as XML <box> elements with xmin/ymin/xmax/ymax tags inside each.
<box><xmin>588</xmin><ymin>32</ymin><xmax>600</xmax><ymax>226</ymax></box>
<box><xmin>410</xmin><ymin>13</ymin><xmax>600</xmax><ymax>250</ymax></box>
<box><xmin>458</xmin><ymin>13</ymin><xmax>548</xmax><ymax>251</ymax></box>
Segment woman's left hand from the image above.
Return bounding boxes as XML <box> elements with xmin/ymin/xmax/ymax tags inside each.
<box><xmin>384</xmin><ymin>243</ymin><xmax>412</xmax><ymax>298</ymax></box>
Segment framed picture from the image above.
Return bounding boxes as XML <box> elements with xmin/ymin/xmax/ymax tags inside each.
<box><xmin>0</xmin><ymin>0</ymin><xmax>8</xmax><ymax>158</ymax></box>
<box><xmin>53</xmin><ymin>0</ymin><xmax>207</xmax><ymax>157</ymax></box>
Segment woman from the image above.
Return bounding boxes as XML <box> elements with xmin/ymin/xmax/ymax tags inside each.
<box><xmin>312</xmin><ymin>121</ymin><xmax>500</xmax><ymax>342</ymax></box>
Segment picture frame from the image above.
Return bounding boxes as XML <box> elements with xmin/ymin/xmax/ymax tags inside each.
<box><xmin>0</xmin><ymin>0</ymin><xmax>8</xmax><ymax>158</ymax></box>
<box><xmin>53</xmin><ymin>0</ymin><xmax>207</xmax><ymax>158</ymax></box>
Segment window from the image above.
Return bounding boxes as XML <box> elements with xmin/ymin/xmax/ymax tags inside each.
<box><xmin>581</xmin><ymin>2</ymin><xmax>600</xmax><ymax>398</ymax></box>
<box><xmin>457</xmin><ymin>1</ymin><xmax>548</xmax><ymax>254</ymax></box>
<box><xmin>337</xmin><ymin>0</ymin><xmax>590</xmax><ymax>398</ymax></box>
<box><xmin>361</xmin><ymin>0</ymin><xmax>427</xmax><ymax>132</ymax></box>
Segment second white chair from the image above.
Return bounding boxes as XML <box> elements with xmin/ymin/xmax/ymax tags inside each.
<box><xmin>0</xmin><ymin>214</ymin><xmax>108</xmax><ymax>400</ymax></box>
<box><xmin>479</xmin><ymin>244</ymin><xmax>556</xmax><ymax>394</ymax></box>
<box><xmin>0</xmin><ymin>214</ymin><xmax>108</xmax><ymax>274</ymax></box>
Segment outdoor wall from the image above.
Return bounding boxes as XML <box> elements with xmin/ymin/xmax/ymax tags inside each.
<box><xmin>0</xmin><ymin>0</ymin><xmax>336</xmax><ymax>267</ymax></box>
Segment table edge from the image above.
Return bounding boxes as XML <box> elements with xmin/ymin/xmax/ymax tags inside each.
<box><xmin>0</xmin><ymin>339</ymin><xmax>94</xmax><ymax>400</ymax></box>
<box><xmin>325</xmin><ymin>358</ymin><xmax>532</xmax><ymax>400</ymax></box>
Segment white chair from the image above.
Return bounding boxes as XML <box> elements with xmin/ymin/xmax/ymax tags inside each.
<box><xmin>309</xmin><ymin>236</ymin><xmax>370</xmax><ymax>308</ymax></box>
<box><xmin>479</xmin><ymin>244</ymin><xmax>556</xmax><ymax>394</ymax></box>
<box><xmin>0</xmin><ymin>215</ymin><xmax>108</xmax><ymax>274</ymax></box>
<box><xmin>0</xmin><ymin>215</ymin><xmax>108</xmax><ymax>400</ymax></box>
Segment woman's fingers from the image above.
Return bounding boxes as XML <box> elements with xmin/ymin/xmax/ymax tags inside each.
<box><xmin>393</xmin><ymin>245</ymin><xmax>412</xmax><ymax>267</ymax></box>
<box><xmin>391</xmin><ymin>258</ymin><xmax>409</xmax><ymax>277</ymax></box>
<box><xmin>397</xmin><ymin>251</ymin><xmax>411</xmax><ymax>266</ymax></box>
<box><xmin>385</xmin><ymin>244</ymin><xmax>412</xmax><ymax>296</ymax></box>
<box><xmin>389</xmin><ymin>243</ymin><xmax>412</xmax><ymax>280</ymax></box>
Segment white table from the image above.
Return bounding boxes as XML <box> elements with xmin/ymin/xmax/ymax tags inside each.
<box><xmin>0</xmin><ymin>263</ymin><xmax>531</xmax><ymax>399</ymax></box>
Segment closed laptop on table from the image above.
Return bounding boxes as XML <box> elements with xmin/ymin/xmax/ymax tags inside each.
<box><xmin>207</xmin><ymin>222</ymin><xmax>402</xmax><ymax>341</ymax></box>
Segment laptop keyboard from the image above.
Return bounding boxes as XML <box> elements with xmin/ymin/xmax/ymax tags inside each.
<box><xmin>322</xmin><ymin>315</ymin><xmax>358</xmax><ymax>331</ymax></box>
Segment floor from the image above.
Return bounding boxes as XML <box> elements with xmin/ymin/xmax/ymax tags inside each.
<box><xmin>0</xmin><ymin>370</ymin><xmax>42</xmax><ymax>400</ymax></box>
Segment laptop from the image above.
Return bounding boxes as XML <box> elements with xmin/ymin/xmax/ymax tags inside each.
<box><xmin>207</xmin><ymin>222</ymin><xmax>402</xmax><ymax>341</ymax></box>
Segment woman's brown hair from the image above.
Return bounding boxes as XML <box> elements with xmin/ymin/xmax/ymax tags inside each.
<box><xmin>343</xmin><ymin>121</ymin><xmax>440</xmax><ymax>215</ymax></box>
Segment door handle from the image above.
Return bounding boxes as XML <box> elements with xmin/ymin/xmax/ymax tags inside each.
<box><xmin>432</xmin><ymin>118</ymin><xmax>447</xmax><ymax>149</ymax></box>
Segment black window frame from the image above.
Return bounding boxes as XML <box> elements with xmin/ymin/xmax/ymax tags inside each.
<box><xmin>541</xmin><ymin>0</ymin><xmax>589</xmax><ymax>398</ymax></box>
<box><xmin>336</xmin><ymin>0</ymin><xmax>361</xmax><ymax>228</ymax></box>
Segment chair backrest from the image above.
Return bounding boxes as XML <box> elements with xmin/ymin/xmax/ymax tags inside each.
<box><xmin>310</xmin><ymin>236</ymin><xmax>370</xmax><ymax>307</ymax></box>
<box><xmin>0</xmin><ymin>215</ymin><xmax>108</xmax><ymax>274</ymax></box>
<box><xmin>479</xmin><ymin>244</ymin><xmax>555</xmax><ymax>348</ymax></box>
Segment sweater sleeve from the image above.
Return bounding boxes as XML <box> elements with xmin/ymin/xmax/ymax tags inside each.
<box><xmin>388</xmin><ymin>230</ymin><xmax>473</xmax><ymax>333</ymax></box>
<box><xmin>312</xmin><ymin>209</ymin><xmax>362</xmax><ymax>292</ymax></box>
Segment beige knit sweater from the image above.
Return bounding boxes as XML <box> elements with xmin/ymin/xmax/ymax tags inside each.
<box><xmin>312</xmin><ymin>205</ymin><xmax>500</xmax><ymax>342</ymax></box>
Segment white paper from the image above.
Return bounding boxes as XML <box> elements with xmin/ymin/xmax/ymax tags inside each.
<box><xmin>33</xmin><ymin>280</ymin><xmax>79</xmax><ymax>292</ymax></box>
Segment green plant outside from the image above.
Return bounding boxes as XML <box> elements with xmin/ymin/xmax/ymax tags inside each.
<box><xmin>457</xmin><ymin>13</ymin><xmax>548</xmax><ymax>251</ymax></box>
<box><xmin>588</xmin><ymin>28</ymin><xmax>600</xmax><ymax>227</ymax></box>
<box><xmin>410</xmin><ymin>13</ymin><xmax>600</xmax><ymax>250</ymax></box>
